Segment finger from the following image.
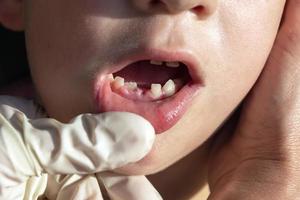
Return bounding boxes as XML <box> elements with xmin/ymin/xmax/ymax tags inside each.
<box><xmin>96</xmin><ymin>172</ymin><xmax>163</xmax><ymax>200</ymax></box>
<box><xmin>28</xmin><ymin>112</ymin><xmax>156</xmax><ymax>175</ymax></box>
<box><xmin>22</xmin><ymin>175</ymin><xmax>48</xmax><ymax>200</ymax></box>
<box><xmin>0</xmin><ymin>97</ymin><xmax>155</xmax><ymax>176</ymax></box>
<box><xmin>276</xmin><ymin>0</ymin><xmax>300</xmax><ymax>58</ymax></box>
<box><xmin>43</xmin><ymin>174</ymin><xmax>104</xmax><ymax>200</ymax></box>
<box><xmin>281</xmin><ymin>0</ymin><xmax>300</xmax><ymax>31</ymax></box>
<box><xmin>55</xmin><ymin>175</ymin><xmax>104</xmax><ymax>200</ymax></box>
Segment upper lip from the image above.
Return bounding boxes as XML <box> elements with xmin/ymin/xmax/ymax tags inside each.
<box><xmin>107</xmin><ymin>48</ymin><xmax>203</xmax><ymax>84</ymax></box>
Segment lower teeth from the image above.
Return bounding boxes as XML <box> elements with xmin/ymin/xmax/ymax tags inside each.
<box><xmin>109</xmin><ymin>75</ymin><xmax>181</xmax><ymax>100</ymax></box>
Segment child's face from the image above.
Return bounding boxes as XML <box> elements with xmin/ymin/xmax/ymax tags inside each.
<box><xmin>23</xmin><ymin>0</ymin><xmax>285</xmax><ymax>174</ymax></box>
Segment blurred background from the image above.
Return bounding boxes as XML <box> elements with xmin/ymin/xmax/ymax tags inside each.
<box><xmin>0</xmin><ymin>25</ymin><xmax>30</xmax><ymax>87</ymax></box>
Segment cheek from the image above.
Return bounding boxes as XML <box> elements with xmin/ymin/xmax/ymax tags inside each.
<box><xmin>209</xmin><ymin>1</ymin><xmax>285</xmax><ymax>98</ymax></box>
<box><xmin>188</xmin><ymin>1</ymin><xmax>286</xmax><ymax>149</ymax></box>
<box><xmin>24</xmin><ymin>1</ymin><xmax>108</xmax><ymax>120</ymax></box>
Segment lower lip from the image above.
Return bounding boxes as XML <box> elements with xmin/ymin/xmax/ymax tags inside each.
<box><xmin>95</xmin><ymin>76</ymin><xmax>202</xmax><ymax>134</ymax></box>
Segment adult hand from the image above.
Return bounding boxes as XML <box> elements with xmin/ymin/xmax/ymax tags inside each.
<box><xmin>208</xmin><ymin>0</ymin><xmax>300</xmax><ymax>199</ymax></box>
<box><xmin>0</xmin><ymin>96</ymin><xmax>161</xmax><ymax>200</ymax></box>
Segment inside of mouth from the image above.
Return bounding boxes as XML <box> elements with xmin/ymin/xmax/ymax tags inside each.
<box><xmin>111</xmin><ymin>60</ymin><xmax>192</xmax><ymax>101</ymax></box>
<box><xmin>114</xmin><ymin>60</ymin><xmax>190</xmax><ymax>87</ymax></box>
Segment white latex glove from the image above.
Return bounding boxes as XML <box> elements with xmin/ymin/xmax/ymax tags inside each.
<box><xmin>43</xmin><ymin>172</ymin><xmax>162</xmax><ymax>200</ymax></box>
<box><xmin>0</xmin><ymin>95</ymin><xmax>162</xmax><ymax>200</ymax></box>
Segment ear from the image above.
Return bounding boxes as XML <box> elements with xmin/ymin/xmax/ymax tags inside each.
<box><xmin>0</xmin><ymin>0</ymin><xmax>24</xmax><ymax>31</ymax></box>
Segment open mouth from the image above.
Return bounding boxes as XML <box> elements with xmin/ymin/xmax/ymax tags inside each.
<box><xmin>95</xmin><ymin>50</ymin><xmax>203</xmax><ymax>134</ymax></box>
<box><xmin>111</xmin><ymin>60</ymin><xmax>191</xmax><ymax>101</ymax></box>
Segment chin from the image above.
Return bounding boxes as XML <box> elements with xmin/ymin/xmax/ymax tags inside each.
<box><xmin>114</xmin><ymin>155</ymin><xmax>168</xmax><ymax>176</ymax></box>
<box><xmin>113</xmin><ymin>136</ymin><xmax>183</xmax><ymax>176</ymax></box>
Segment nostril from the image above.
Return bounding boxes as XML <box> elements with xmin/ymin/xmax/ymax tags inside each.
<box><xmin>150</xmin><ymin>0</ymin><xmax>160</xmax><ymax>5</ymax></box>
<box><xmin>149</xmin><ymin>1</ymin><xmax>207</xmax><ymax>15</ymax></box>
<box><xmin>193</xmin><ymin>5</ymin><xmax>205</xmax><ymax>13</ymax></box>
<box><xmin>150</xmin><ymin>0</ymin><xmax>165</xmax><ymax>7</ymax></box>
<box><xmin>192</xmin><ymin>5</ymin><xmax>212</xmax><ymax>19</ymax></box>
<box><xmin>150</xmin><ymin>0</ymin><xmax>168</xmax><ymax>11</ymax></box>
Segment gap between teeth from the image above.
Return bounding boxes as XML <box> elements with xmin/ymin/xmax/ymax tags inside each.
<box><xmin>111</xmin><ymin>76</ymin><xmax>177</xmax><ymax>99</ymax></box>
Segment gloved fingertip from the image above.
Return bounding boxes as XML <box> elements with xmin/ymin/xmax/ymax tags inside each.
<box><xmin>97</xmin><ymin>112</ymin><xmax>156</xmax><ymax>167</ymax></box>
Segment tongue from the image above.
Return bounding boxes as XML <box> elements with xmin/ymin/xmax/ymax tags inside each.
<box><xmin>113</xmin><ymin>60</ymin><xmax>183</xmax><ymax>86</ymax></box>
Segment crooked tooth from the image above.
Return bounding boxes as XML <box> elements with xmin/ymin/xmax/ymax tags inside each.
<box><xmin>151</xmin><ymin>84</ymin><xmax>162</xmax><ymax>99</ymax></box>
<box><xmin>112</xmin><ymin>76</ymin><xmax>125</xmax><ymax>89</ymax></box>
<box><xmin>166</xmin><ymin>61</ymin><xmax>180</xmax><ymax>68</ymax></box>
<box><xmin>150</xmin><ymin>60</ymin><xmax>163</xmax><ymax>65</ymax></box>
<box><xmin>125</xmin><ymin>82</ymin><xmax>138</xmax><ymax>90</ymax></box>
<box><xmin>162</xmin><ymin>79</ymin><xmax>176</xmax><ymax>96</ymax></box>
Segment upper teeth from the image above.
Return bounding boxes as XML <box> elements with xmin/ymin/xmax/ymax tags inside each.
<box><xmin>150</xmin><ymin>60</ymin><xmax>163</xmax><ymax>65</ymax></box>
<box><xmin>150</xmin><ymin>60</ymin><xmax>180</xmax><ymax>68</ymax></box>
<box><xmin>166</xmin><ymin>62</ymin><xmax>180</xmax><ymax>67</ymax></box>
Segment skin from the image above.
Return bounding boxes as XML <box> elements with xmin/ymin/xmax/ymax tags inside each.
<box><xmin>208</xmin><ymin>0</ymin><xmax>300</xmax><ymax>198</ymax></box>
<box><xmin>3</xmin><ymin>0</ymin><xmax>300</xmax><ymax>199</ymax></box>
<box><xmin>18</xmin><ymin>0</ymin><xmax>286</xmax><ymax>174</ymax></box>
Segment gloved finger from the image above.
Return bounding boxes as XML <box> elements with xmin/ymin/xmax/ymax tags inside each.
<box><xmin>96</xmin><ymin>172</ymin><xmax>163</xmax><ymax>200</ymax></box>
<box><xmin>0</xmin><ymin>97</ymin><xmax>155</xmax><ymax>177</ymax></box>
<box><xmin>23</xmin><ymin>174</ymin><xmax>48</xmax><ymax>200</ymax></box>
<box><xmin>29</xmin><ymin>112</ymin><xmax>155</xmax><ymax>175</ymax></box>
<box><xmin>44</xmin><ymin>174</ymin><xmax>104</xmax><ymax>200</ymax></box>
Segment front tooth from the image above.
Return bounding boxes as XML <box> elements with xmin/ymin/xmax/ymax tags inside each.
<box><xmin>150</xmin><ymin>60</ymin><xmax>163</xmax><ymax>65</ymax></box>
<box><xmin>162</xmin><ymin>79</ymin><xmax>176</xmax><ymax>96</ymax></box>
<box><xmin>166</xmin><ymin>62</ymin><xmax>180</xmax><ymax>68</ymax></box>
<box><xmin>125</xmin><ymin>82</ymin><xmax>138</xmax><ymax>90</ymax></box>
<box><xmin>112</xmin><ymin>76</ymin><xmax>125</xmax><ymax>89</ymax></box>
<box><xmin>151</xmin><ymin>84</ymin><xmax>162</xmax><ymax>99</ymax></box>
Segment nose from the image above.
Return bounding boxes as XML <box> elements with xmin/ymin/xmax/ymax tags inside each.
<box><xmin>132</xmin><ymin>0</ymin><xmax>218</xmax><ymax>17</ymax></box>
